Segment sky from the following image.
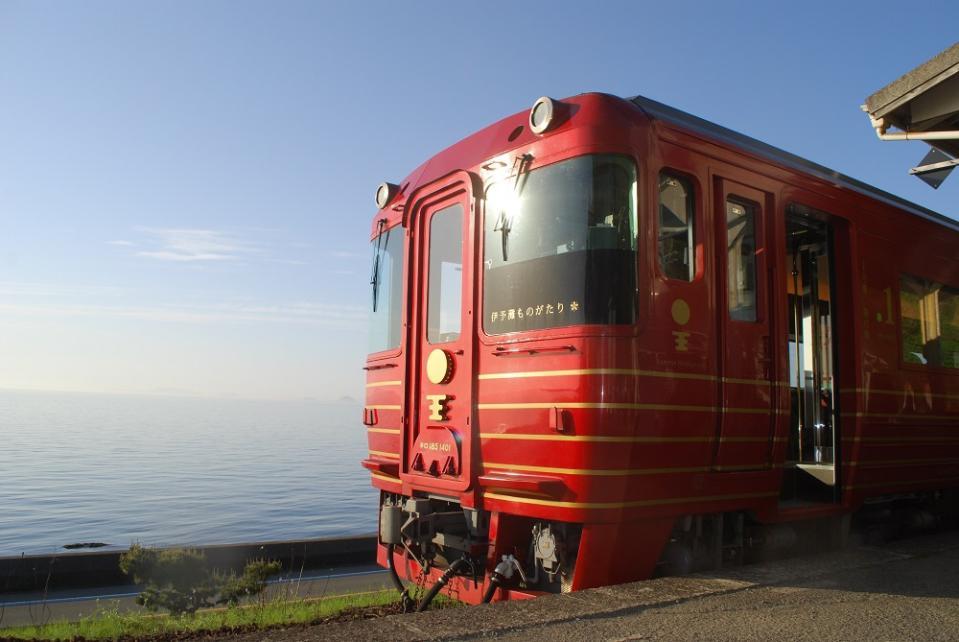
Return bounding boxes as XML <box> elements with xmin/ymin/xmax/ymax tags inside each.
<box><xmin>0</xmin><ymin>1</ymin><xmax>956</xmax><ymax>401</ymax></box>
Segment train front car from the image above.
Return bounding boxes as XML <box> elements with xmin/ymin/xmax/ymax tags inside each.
<box><xmin>365</xmin><ymin>91</ymin><xmax>959</xmax><ymax>607</ymax></box>
<box><xmin>362</xmin><ymin>93</ymin><xmax>682</xmax><ymax>604</ymax></box>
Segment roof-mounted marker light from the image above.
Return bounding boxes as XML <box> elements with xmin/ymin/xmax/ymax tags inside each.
<box><xmin>529</xmin><ymin>96</ymin><xmax>560</xmax><ymax>135</ymax></box>
<box><xmin>375</xmin><ymin>182</ymin><xmax>399</xmax><ymax>209</ymax></box>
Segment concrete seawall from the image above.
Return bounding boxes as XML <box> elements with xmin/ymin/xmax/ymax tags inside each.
<box><xmin>0</xmin><ymin>535</ymin><xmax>376</xmax><ymax>594</ymax></box>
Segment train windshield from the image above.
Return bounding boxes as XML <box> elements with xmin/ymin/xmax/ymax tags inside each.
<box><xmin>483</xmin><ymin>154</ymin><xmax>637</xmax><ymax>334</ymax></box>
<box><xmin>368</xmin><ymin>225</ymin><xmax>404</xmax><ymax>353</ymax></box>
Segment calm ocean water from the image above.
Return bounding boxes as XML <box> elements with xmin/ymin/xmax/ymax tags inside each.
<box><xmin>0</xmin><ymin>390</ymin><xmax>376</xmax><ymax>556</ymax></box>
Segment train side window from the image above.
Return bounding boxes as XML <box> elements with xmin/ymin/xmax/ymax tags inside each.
<box><xmin>899</xmin><ymin>274</ymin><xmax>959</xmax><ymax>369</ymax></box>
<box><xmin>658</xmin><ymin>172</ymin><xmax>695</xmax><ymax>281</ymax></box>
<box><xmin>726</xmin><ymin>198</ymin><xmax>758</xmax><ymax>322</ymax></box>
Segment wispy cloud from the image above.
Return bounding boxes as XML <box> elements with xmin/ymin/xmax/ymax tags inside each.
<box><xmin>268</xmin><ymin>258</ymin><xmax>309</xmax><ymax>266</ymax></box>
<box><xmin>136</xmin><ymin>228</ymin><xmax>258</xmax><ymax>262</ymax></box>
<box><xmin>0</xmin><ymin>300</ymin><xmax>368</xmax><ymax>328</ymax></box>
<box><xmin>0</xmin><ymin>281</ymin><xmax>125</xmax><ymax>298</ymax></box>
<box><xmin>329</xmin><ymin>249</ymin><xmax>366</xmax><ymax>260</ymax></box>
<box><xmin>108</xmin><ymin>227</ymin><xmax>332</xmax><ymax>269</ymax></box>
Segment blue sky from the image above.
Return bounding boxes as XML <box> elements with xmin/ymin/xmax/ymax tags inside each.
<box><xmin>0</xmin><ymin>1</ymin><xmax>956</xmax><ymax>400</ymax></box>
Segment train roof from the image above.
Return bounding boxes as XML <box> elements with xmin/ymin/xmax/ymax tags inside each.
<box><xmin>629</xmin><ymin>94</ymin><xmax>959</xmax><ymax>234</ymax></box>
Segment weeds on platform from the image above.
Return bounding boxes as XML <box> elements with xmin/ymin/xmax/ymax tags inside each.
<box><xmin>119</xmin><ymin>544</ymin><xmax>281</xmax><ymax>616</ymax></box>
<box><xmin>0</xmin><ymin>589</ymin><xmax>422</xmax><ymax>641</ymax></box>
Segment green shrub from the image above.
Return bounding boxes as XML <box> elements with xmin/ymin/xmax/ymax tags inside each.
<box><xmin>119</xmin><ymin>544</ymin><xmax>281</xmax><ymax>615</ymax></box>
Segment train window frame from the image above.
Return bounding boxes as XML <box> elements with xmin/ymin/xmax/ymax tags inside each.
<box><xmin>656</xmin><ymin>169</ymin><xmax>702</xmax><ymax>283</ymax></box>
<box><xmin>897</xmin><ymin>272</ymin><xmax>959</xmax><ymax>371</ymax></box>
<box><xmin>426</xmin><ymin>203</ymin><xmax>465</xmax><ymax>345</ymax></box>
<box><xmin>725</xmin><ymin>195</ymin><xmax>762</xmax><ymax>324</ymax></box>
<box><xmin>477</xmin><ymin>152</ymin><xmax>642</xmax><ymax>342</ymax></box>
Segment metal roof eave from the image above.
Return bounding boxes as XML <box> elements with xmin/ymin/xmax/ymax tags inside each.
<box><xmin>865</xmin><ymin>43</ymin><xmax>959</xmax><ymax>120</ymax></box>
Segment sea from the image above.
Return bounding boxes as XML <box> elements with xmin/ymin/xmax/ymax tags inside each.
<box><xmin>0</xmin><ymin>389</ymin><xmax>377</xmax><ymax>557</ymax></box>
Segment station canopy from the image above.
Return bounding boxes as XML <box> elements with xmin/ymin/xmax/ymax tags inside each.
<box><xmin>863</xmin><ymin>42</ymin><xmax>959</xmax><ymax>187</ymax></box>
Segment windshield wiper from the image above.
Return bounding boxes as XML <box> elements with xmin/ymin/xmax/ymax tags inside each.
<box><xmin>369</xmin><ymin>219</ymin><xmax>388</xmax><ymax>312</ymax></box>
<box><xmin>493</xmin><ymin>154</ymin><xmax>533</xmax><ymax>262</ymax></box>
<box><xmin>493</xmin><ymin>210</ymin><xmax>511</xmax><ymax>262</ymax></box>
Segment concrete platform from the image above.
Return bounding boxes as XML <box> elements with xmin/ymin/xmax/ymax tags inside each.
<box><xmin>226</xmin><ymin>529</ymin><xmax>959</xmax><ymax>641</ymax></box>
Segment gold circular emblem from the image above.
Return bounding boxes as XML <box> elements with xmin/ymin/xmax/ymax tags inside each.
<box><xmin>671</xmin><ymin>298</ymin><xmax>691</xmax><ymax>326</ymax></box>
<box><xmin>426</xmin><ymin>348</ymin><xmax>454</xmax><ymax>385</ymax></box>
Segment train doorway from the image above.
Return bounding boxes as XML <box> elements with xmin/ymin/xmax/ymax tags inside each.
<box><xmin>405</xmin><ymin>174</ymin><xmax>477</xmax><ymax>493</ymax></box>
<box><xmin>780</xmin><ymin>205</ymin><xmax>840</xmax><ymax>503</ymax></box>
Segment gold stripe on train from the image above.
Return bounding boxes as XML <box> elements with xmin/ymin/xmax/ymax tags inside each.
<box><xmin>370</xmin><ymin>472</ymin><xmax>402</xmax><ymax>485</ymax></box>
<box><xmin>478</xmin><ymin>367</ymin><xmax>788</xmax><ymax>387</ymax></box>
<box><xmin>484</xmin><ymin>462</ymin><xmax>711</xmax><ymax>476</ymax></box>
<box><xmin>840</xmin><ymin>387</ymin><xmax>959</xmax><ymax>401</ymax></box>
<box><xmin>479</xmin><ymin>433</ymin><xmax>782</xmax><ymax>444</ymax></box>
<box><xmin>366</xmin><ymin>404</ymin><xmax>402</xmax><ymax>411</ymax></box>
<box><xmin>843</xmin><ymin>435</ymin><xmax>959</xmax><ymax>443</ymax></box>
<box><xmin>482</xmin><ymin>490</ymin><xmax>778</xmax><ymax>510</ymax></box>
<box><xmin>368</xmin><ymin>428</ymin><xmax>401</xmax><ymax>435</ymax></box>
<box><xmin>714</xmin><ymin>463</ymin><xmax>780</xmax><ymax>471</ymax></box>
<box><xmin>368</xmin><ymin>450</ymin><xmax>400</xmax><ymax>460</ymax></box>
<box><xmin>840</xmin><ymin>411</ymin><xmax>958</xmax><ymax>421</ymax></box>
<box><xmin>484</xmin><ymin>462</ymin><xmax>778</xmax><ymax>477</ymax></box>
<box><xmin>366</xmin><ymin>380</ymin><xmax>402</xmax><ymax>388</ymax></box>
<box><xmin>850</xmin><ymin>457</ymin><xmax>959</xmax><ymax>468</ymax></box>
<box><xmin>477</xmin><ymin>401</ymin><xmax>783</xmax><ymax>415</ymax></box>
<box><xmin>847</xmin><ymin>475</ymin><xmax>959</xmax><ymax>491</ymax></box>
<box><xmin>480</xmin><ymin>487</ymin><xmax>556</xmax><ymax>500</ymax></box>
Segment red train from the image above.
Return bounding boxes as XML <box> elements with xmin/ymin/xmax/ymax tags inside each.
<box><xmin>362</xmin><ymin>92</ymin><xmax>959</xmax><ymax>606</ymax></box>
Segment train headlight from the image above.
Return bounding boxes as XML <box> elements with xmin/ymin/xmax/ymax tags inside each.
<box><xmin>529</xmin><ymin>96</ymin><xmax>558</xmax><ymax>135</ymax></box>
<box><xmin>375</xmin><ymin>182</ymin><xmax>399</xmax><ymax>209</ymax></box>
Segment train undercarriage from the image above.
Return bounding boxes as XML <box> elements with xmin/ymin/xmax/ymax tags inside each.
<box><xmin>378</xmin><ymin>488</ymin><xmax>959</xmax><ymax>609</ymax></box>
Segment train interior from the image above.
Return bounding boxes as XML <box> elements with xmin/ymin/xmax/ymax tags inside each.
<box><xmin>780</xmin><ymin>207</ymin><xmax>840</xmax><ymax>504</ymax></box>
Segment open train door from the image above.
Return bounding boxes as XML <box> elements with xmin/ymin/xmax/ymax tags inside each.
<box><xmin>713</xmin><ymin>177</ymin><xmax>778</xmax><ymax>471</ymax></box>
<box><xmin>403</xmin><ymin>172</ymin><xmax>479</xmax><ymax>494</ymax></box>
<box><xmin>779</xmin><ymin>198</ymin><xmax>843</xmax><ymax>503</ymax></box>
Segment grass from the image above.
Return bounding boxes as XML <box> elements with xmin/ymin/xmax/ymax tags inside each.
<box><xmin>0</xmin><ymin>589</ymin><xmax>413</xmax><ymax>641</ymax></box>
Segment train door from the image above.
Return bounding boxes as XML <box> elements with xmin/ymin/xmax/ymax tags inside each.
<box><xmin>780</xmin><ymin>204</ymin><xmax>840</xmax><ymax>503</ymax></box>
<box><xmin>405</xmin><ymin>175</ymin><xmax>476</xmax><ymax>493</ymax></box>
<box><xmin>714</xmin><ymin>178</ymin><xmax>777</xmax><ymax>471</ymax></box>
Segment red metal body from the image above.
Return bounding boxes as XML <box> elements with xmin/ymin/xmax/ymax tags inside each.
<box><xmin>362</xmin><ymin>93</ymin><xmax>959</xmax><ymax>603</ymax></box>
